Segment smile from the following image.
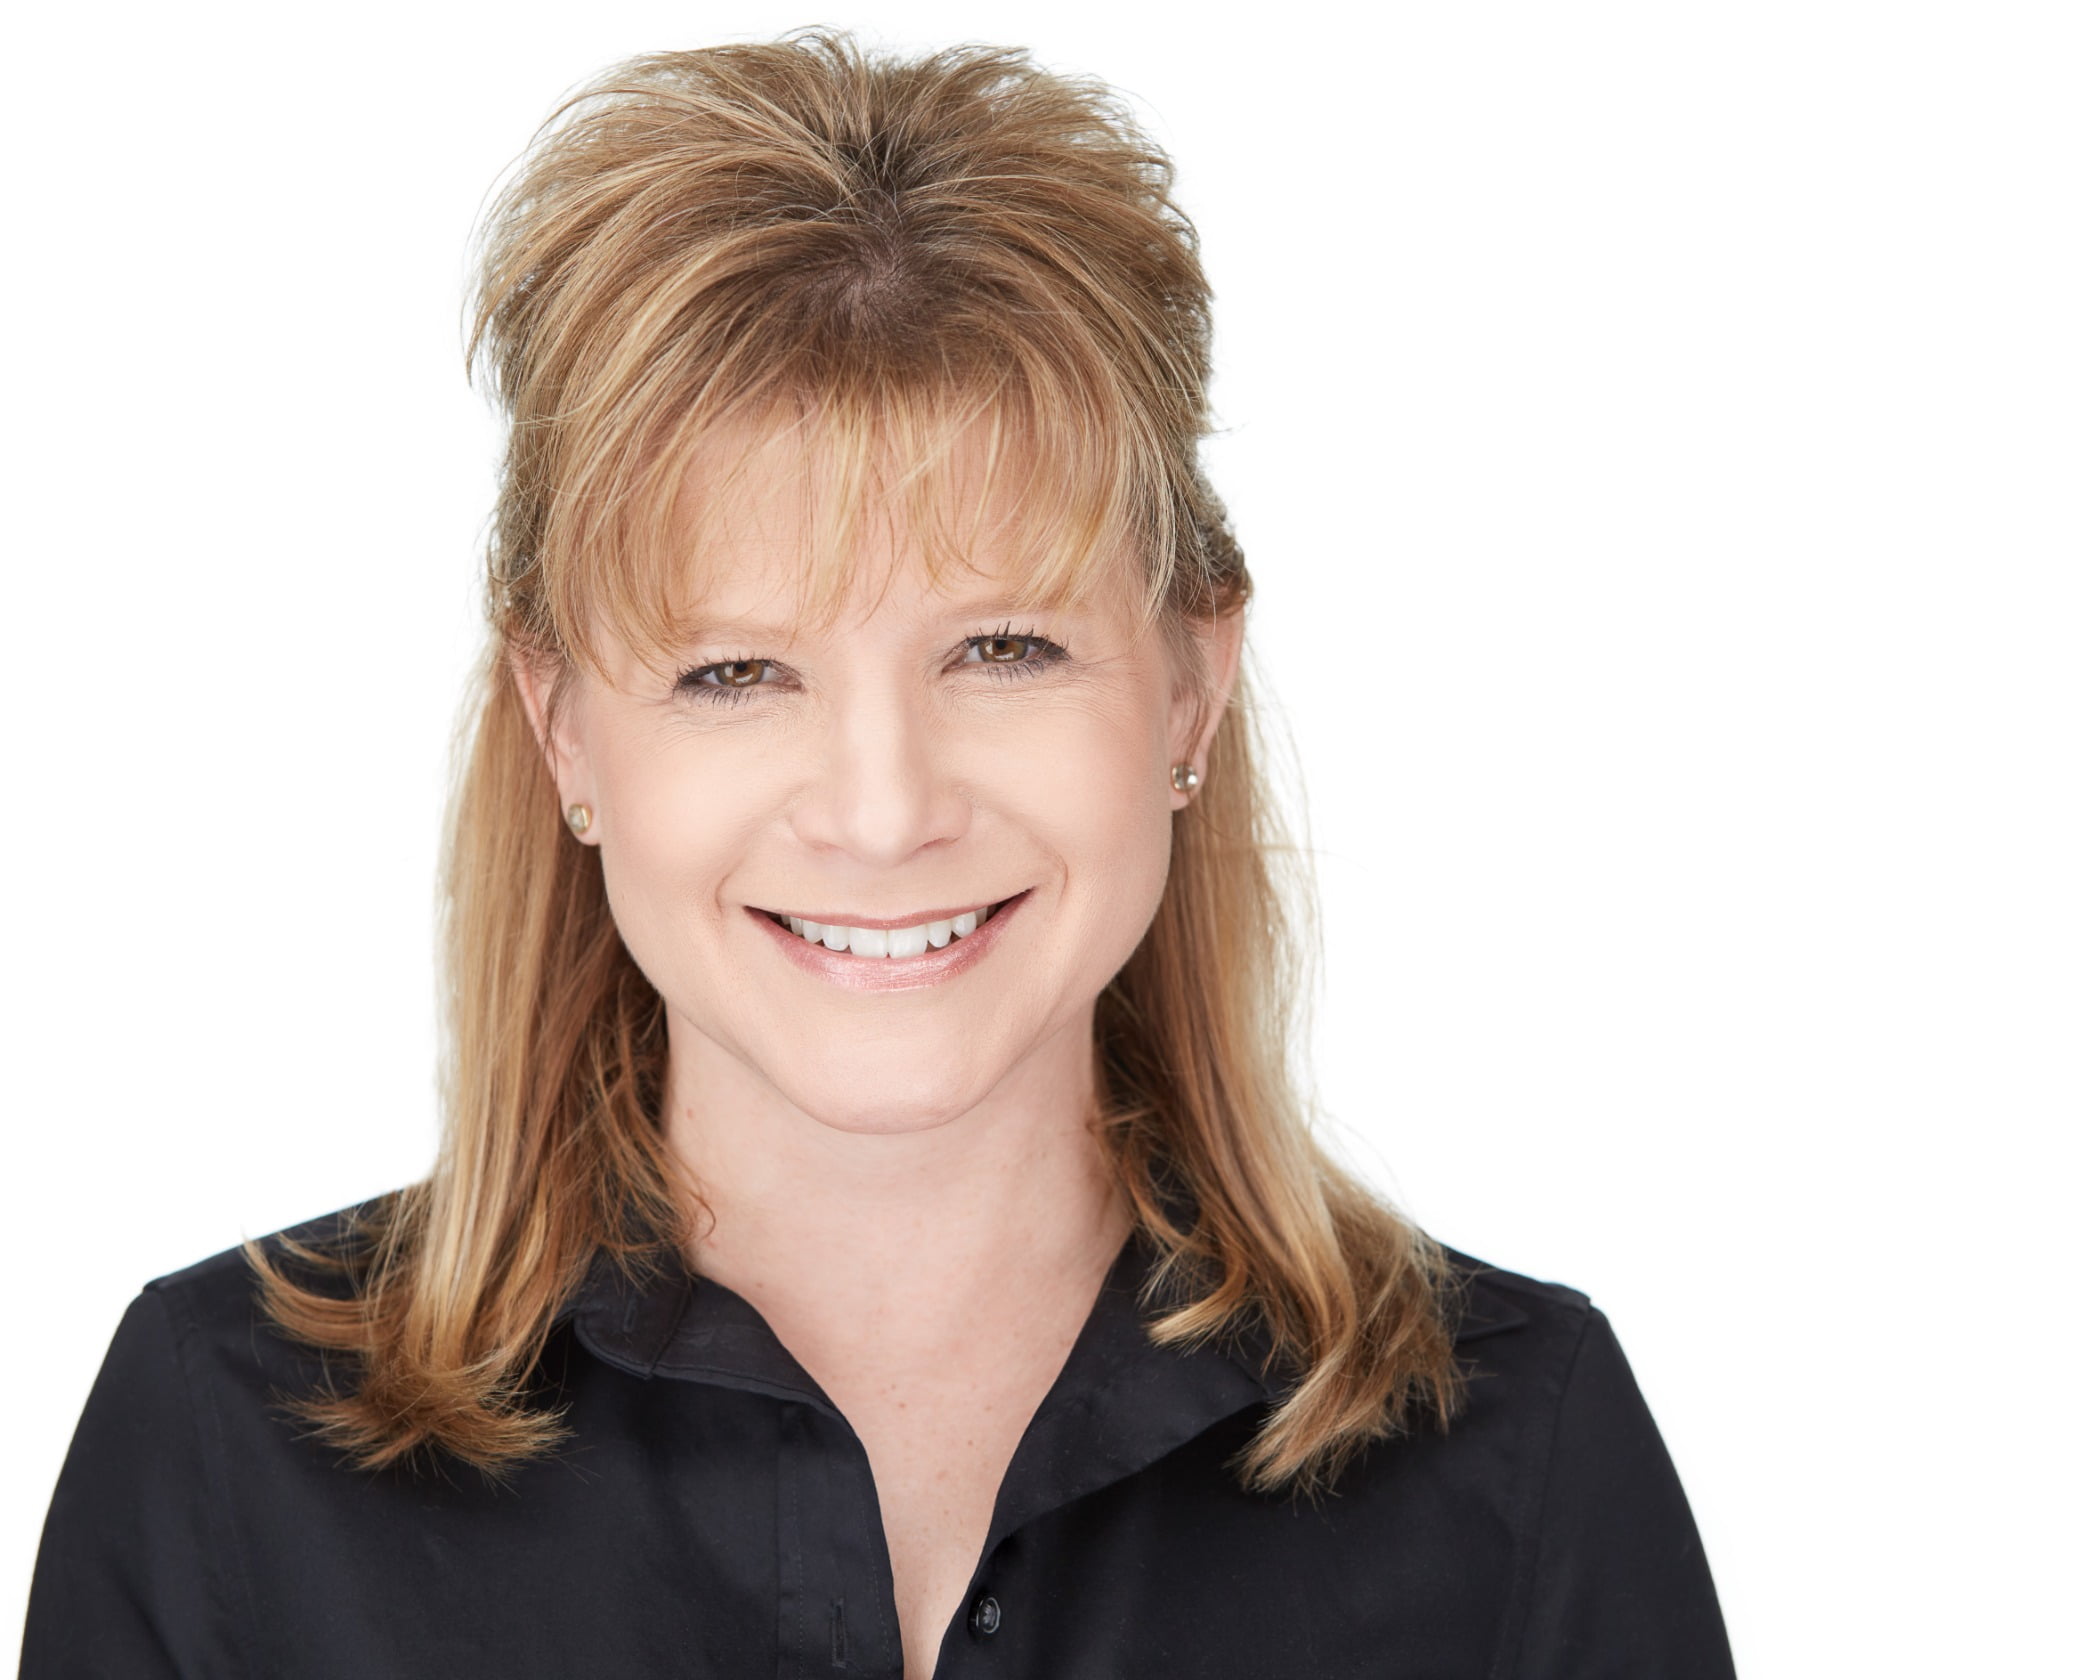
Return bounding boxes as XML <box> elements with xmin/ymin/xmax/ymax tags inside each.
<box><xmin>763</xmin><ymin>899</ymin><xmax>1012</xmax><ymax>958</ymax></box>
<box><xmin>745</xmin><ymin>893</ymin><xmax>1027</xmax><ymax>990</ymax></box>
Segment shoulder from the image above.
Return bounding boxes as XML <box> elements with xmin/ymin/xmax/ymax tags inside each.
<box><xmin>1438</xmin><ymin>1241</ymin><xmax>1593</xmax><ymax>1343</ymax></box>
<box><xmin>65</xmin><ymin>1195</ymin><xmax>423</xmax><ymax>1497</ymax></box>
<box><xmin>1423</xmin><ymin>1240</ymin><xmax>1652</xmax><ymax>1464</ymax></box>
<box><xmin>1436</xmin><ymin>1240</ymin><xmax>1600</xmax><ymax>1397</ymax></box>
<box><xmin>1424</xmin><ymin>1240</ymin><xmax>1712</xmax><ymax>1559</ymax></box>
<box><xmin>1422</xmin><ymin>1245</ymin><xmax>1735</xmax><ymax>1673</ymax></box>
<box><xmin>26</xmin><ymin>1197</ymin><xmax>409</xmax><ymax>1670</ymax></box>
<box><xmin>149</xmin><ymin>1194</ymin><xmax>393</xmax><ymax>1294</ymax></box>
<box><xmin>131</xmin><ymin>1194</ymin><xmax>400</xmax><ymax>1370</ymax></box>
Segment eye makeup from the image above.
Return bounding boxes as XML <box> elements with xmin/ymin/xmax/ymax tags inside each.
<box><xmin>673</xmin><ymin>624</ymin><xmax>1070</xmax><ymax>705</ymax></box>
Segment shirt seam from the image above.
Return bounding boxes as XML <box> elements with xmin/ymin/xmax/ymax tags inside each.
<box><xmin>1488</xmin><ymin>1301</ymin><xmax>1594</xmax><ymax>1680</ymax></box>
<box><xmin>844</xmin><ymin>1433</ymin><xmax>902</xmax><ymax>1678</ymax></box>
<box><xmin>147</xmin><ymin>1278</ymin><xmax>262</xmax><ymax>1680</ymax></box>
<box><xmin>782</xmin><ymin>1408</ymin><xmax>805</xmax><ymax>1680</ymax></box>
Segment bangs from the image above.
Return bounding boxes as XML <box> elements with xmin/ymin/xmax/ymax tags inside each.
<box><xmin>473</xmin><ymin>30</ymin><xmax>1226</xmax><ymax>687</ymax></box>
<box><xmin>534</xmin><ymin>361</ymin><xmax>1176</xmax><ymax>683</ymax></box>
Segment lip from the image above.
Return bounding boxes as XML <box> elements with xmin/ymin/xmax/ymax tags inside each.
<box><xmin>757</xmin><ymin>900</ymin><xmax>1006</xmax><ymax>931</ymax></box>
<box><xmin>745</xmin><ymin>890</ymin><xmax>1030</xmax><ymax>993</ymax></box>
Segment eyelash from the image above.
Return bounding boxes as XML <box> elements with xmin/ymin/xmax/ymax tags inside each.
<box><xmin>673</xmin><ymin>624</ymin><xmax>1070</xmax><ymax>707</ymax></box>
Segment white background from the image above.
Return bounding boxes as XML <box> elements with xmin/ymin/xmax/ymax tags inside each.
<box><xmin>5</xmin><ymin>2</ymin><xmax>2093</xmax><ymax>1670</ymax></box>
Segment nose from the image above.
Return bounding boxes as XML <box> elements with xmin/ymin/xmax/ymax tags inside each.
<box><xmin>787</xmin><ymin>672</ymin><xmax>971</xmax><ymax>867</ymax></box>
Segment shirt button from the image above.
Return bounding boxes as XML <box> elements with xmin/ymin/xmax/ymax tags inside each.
<box><xmin>969</xmin><ymin>1593</ymin><xmax>1002</xmax><ymax>1636</ymax></box>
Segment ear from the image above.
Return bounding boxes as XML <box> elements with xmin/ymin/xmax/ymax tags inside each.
<box><xmin>1169</xmin><ymin>608</ymin><xmax>1246</xmax><ymax>811</ymax></box>
<box><xmin>509</xmin><ymin>647</ymin><xmax>600</xmax><ymax>842</ymax></box>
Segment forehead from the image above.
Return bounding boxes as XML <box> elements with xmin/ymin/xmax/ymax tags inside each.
<box><xmin>644</xmin><ymin>405</ymin><xmax>1144</xmax><ymax>649</ymax></box>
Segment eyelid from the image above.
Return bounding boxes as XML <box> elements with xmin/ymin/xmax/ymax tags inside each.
<box><xmin>668</xmin><ymin>654</ymin><xmax>789</xmax><ymax>714</ymax></box>
<box><xmin>679</xmin><ymin>633</ymin><xmax>1055</xmax><ymax>674</ymax></box>
<box><xmin>673</xmin><ymin>626</ymin><xmax>1067</xmax><ymax>704</ymax></box>
<box><xmin>960</xmin><ymin>621</ymin><xmax>1072</xmax><ymax>660</ymax></box>
<box><xmin>679</xmin><ymin>655</ymin><xmax>780</xmax><ymax>691</ymax></box>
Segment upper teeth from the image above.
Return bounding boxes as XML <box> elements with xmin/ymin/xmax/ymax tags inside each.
<box><xmin>779</xmin><ymin>906</ymin><xmax>996</xmax><ymax>958</ymax></box>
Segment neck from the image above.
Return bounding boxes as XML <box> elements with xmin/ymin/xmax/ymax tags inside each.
<box><xmin>657</xmin><ymin>1008</ymin><xmax>1133</xmax><ymax>1351</ymax></box>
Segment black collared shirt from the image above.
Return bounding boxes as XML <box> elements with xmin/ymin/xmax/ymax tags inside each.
<box><xmin>23</xmin><ymin>1203</ymin><xmax>1734</xmax><ymax>1677</ymax></box>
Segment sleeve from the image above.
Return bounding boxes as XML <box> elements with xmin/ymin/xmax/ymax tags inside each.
<box><xmin>1512</xmin><ymin>1306</ymin><xmax>1736</xmax><ymax>1680</ymax></box>
<box><xmin>20</xmin><ymin>1287</ymin><xmax>235</xmax><ymax>1678</ymax></box>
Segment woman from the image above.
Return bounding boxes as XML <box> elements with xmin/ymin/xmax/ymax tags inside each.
<box><xmin>23</xmin><ymin>29</ymin><xmax>1733</xmax><ymax>1679</ymax></box>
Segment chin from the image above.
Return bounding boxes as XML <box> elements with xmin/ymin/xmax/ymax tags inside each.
<box><xmin>768</xmin><ymin>1050</ymin><xmax>997</xmax><ymax>1136</ymax></box>
<box><xmin>792</xmin><ymin>1086</ymin><xmax>984</xmax><ymax>1137</ymax></box>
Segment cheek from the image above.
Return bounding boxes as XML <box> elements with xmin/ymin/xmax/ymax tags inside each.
<box><xmin>1011</xmin><ymin>649</ymin><xmax>1177</xmax><ymax>808</ymax></box>
<box><xmin>1009</xmin><ymin>694</ymin><xmax>1177</xmax><ymax>947</ymax></box>
<box><xmin>586</xmin><ymin>728</ymin><xmax>756</xmax><ymax>981</ymax></box>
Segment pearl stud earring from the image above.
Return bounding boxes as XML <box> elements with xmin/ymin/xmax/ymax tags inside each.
<box><xmin>1170</xmin><ymin>763</ymin><xmax>1201</xmax><ymax>793</ymax></box>
<box><xmin>565</xmin><ymin>803</ymin><xmax>593</xmax><ymax>835</ymax></box>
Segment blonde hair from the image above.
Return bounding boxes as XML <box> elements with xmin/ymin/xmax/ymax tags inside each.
<box><xmin>246</xmin><ymin>26</ymin><xmax>1461</xmax><ymax>1499</ymax></box>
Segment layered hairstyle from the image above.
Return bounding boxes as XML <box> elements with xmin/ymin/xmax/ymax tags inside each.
<box><xmin>245</xmin><ymin>27</ymin><xmax>1462</xmax><ymax>1498</ymax></box>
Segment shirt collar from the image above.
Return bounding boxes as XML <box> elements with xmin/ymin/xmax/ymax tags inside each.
<box><xmin>556</xmin><ymin>1222</ymin><xmax>1286</xmax><ymax>1409</ymax></box>
<box><xmin>556</xmin><ymin>1220</ymin><xmax>1528</xmax><ymax>1554</ymax></box>
<box><xmin>555</xmin><ymin>1224</ymin><xmax>1529</xmax><ymax>1410</ymax></box>
<box><xmin>556</xmin><ymin>1224</ymin><xmax>1274</xmax><ymax>1553</ymax></box>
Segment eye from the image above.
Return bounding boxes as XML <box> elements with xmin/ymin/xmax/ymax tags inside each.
<box><xmin>960</xmin><ymin>628</ymin><xmax>1069</xmax><ymax>678</ymax></box>
<box><xmin>674</xmin><ymin>657</ymin><xmax>780</xmax><ymax>704</ymax></box>
<box><xmin>672</xmin><ymin>628</ymin><xmax>1069</xmax><ymax>707</ymax></box>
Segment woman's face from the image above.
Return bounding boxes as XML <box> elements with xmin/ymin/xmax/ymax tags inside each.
<box><xmin>518</xmin><ymin>430</ymin><xmax>1241</xmax><ymax>1139</ymax></box>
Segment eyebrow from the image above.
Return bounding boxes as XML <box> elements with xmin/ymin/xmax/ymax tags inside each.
<box><xmin>680</xmin><ymin>595</ymin><xmax>1068</xmax><ymax>645</ymax></box>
